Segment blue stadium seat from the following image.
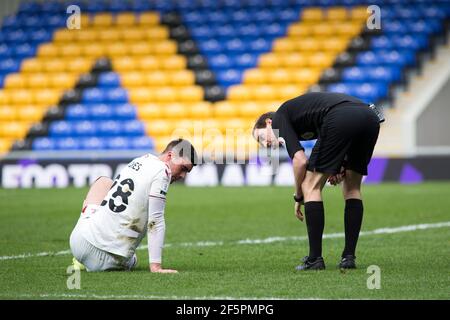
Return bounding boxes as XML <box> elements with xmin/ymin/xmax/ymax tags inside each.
<box><xmin>90</xmin><ymin>104</ymin><xmax>114</xmax><ymax>120</ymax></box>
<box><xmin>66</xmin><ymin>104</ymin><xmax>89</xmax><ymax>120</ymax></box>
<box><xmin>0</xmin><ymin>44</ymin><xmax>11</xmax><ymax>58</ymax></box>
<box><xmin>107</xmin><ymin>137</ymin><xmax>129</xmax><ymax>150</ymax></box>
<box><xmin>122</xmin><ymin>120</ymin><xmax>145</xmax><ymax>136</ymax></box>
<box><xmin>12</xmin><ymin>43</ymin><xmax>36</xmax><ymax>58</ymax></box>
<box><xmin>199</xmin><ymin>39</ymin><xmax>223</xmax><ymax>54</ymax></box>
<box><xmin>216</xmin><ymin>25</ymin><xmax>236</xmax><ymax>38</ymax></box>
<box><xmin>49</xmin><ymin>121</ymin><xmax>73</xmax><ymax>137</ymax></box>
<box><xmin>131</xmin><ymin>136</ymin><xmax>154</xmax><ymax>150</ymax></box>
<box><xmin>233</xmin><ymin>53</ymin><xmax>258</xmax><ymax>69</ymax></box>
<box><xmin>98</xmin><ymin>72</ymin><xmax>121</xmax><ymax>88</ymax></box>
<box><xmin>56</xmin><ymin>137</ymin><xmax>81</xmax><ymax>150</ymax></box>
<box><xmin>73</xmin><ymin>121</ymin><xmax>97</xmax><ymax>137</ymax></box>
<box><xmin>32</xmin><ymin>137</ymin><xmax>56</xmax><ymax>151</ymax></box>
<box><xmin>106</xmin><ymin>88</ymin><xmax>128</xmax><ymax>104</ymax></box>
<box><xmin>97</xmin><ymin>120</ymin><xmax>122</xmax><ymax>136</ymax></box>
<box><xmin>208</xmin><ymin>54</ymin><xmax>233</xmax><ymax>70</ymax></box>
<box><xmin>216</xmin><ymin>69</ymin><xmax>243</xmax><ymax>87</ymax></box>
<box><xmin>29</xmin><ymin>29</ymin><xmax>52</xmax><ymax>43</ymax></box>
<box><xmin>82</xmin><ymin>88</ymin><xmax>106</xmax><ymax>104</ymax></box>
<box><xmin>114</xmin><ymin>103</ymin><xmax>137</xmax><ymax>120</ymax></box>
<box><xmin>225</xmin><ymin>38</ymin><xmax>248</xmax><ymax>53</ymax></box>
<box><xmin>80</xmin><ymin>137</ymin><xmax>107</xmax><ymax>150</ymax></box>
<box><xmin>249</xmin><ymin>38</ymin><xmax>272</xmax><ymax>53</ymax></box>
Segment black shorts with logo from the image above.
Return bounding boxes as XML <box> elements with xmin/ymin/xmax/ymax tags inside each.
<box><xmin>307</xmin><ymin>103</ymin><xmax>380</xmax><ymax>176</ymax></box>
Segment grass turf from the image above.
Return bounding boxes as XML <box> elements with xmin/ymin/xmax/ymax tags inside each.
<box><xmin>0</xmin><ymin>183</ymin><xmax>449</xmax><ymax>299</ymax></box>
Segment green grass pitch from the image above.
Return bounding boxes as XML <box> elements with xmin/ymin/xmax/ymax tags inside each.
<box><xmin>0</xmin><ymin>183</ymin><xmax>449</xmax><ymax>299</ymax></box>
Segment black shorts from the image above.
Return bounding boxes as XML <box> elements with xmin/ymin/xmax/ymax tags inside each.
<box><xmin>307</xmin><ymin>103</ymin><xmax>380</xmax><ymax>176</ymax></box>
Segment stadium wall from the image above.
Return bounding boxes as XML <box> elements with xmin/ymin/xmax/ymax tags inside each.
<box><xmin>417</xmin><ymin>76</ymin><xmax>450</xmax><ymax>149</ymax></box>
<box><xmin>1</xmin><ymin>156</ymin><xmax>450</xmax><ymax>188</ymax></box>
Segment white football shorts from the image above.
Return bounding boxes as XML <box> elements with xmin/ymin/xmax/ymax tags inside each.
<box><xmin>69</xmin><ymin>205</ymin><xmax>137</xmax><ymax>272</ymax></box>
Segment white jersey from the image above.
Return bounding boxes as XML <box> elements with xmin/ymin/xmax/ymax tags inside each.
<box><xmin>83</xmin><ymin>154</ymin><xmax>171</xmax><ymax>259</ymax></box>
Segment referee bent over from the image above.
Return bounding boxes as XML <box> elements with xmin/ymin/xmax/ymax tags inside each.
<box><xmin>252</xmin><ymin>92</ymin><xmax>382</xmax><ymax>271</ymax></box>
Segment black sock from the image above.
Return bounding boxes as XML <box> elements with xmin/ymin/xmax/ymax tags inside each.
<box><xmin>304</xmin><ymin>201</ymin><xmax>324</xmax><ymax>260</ymax></box>
<box><xmin>342</xmin><ymin>199</ymin><xmax>364</xmax><ymax>257</ymax></box>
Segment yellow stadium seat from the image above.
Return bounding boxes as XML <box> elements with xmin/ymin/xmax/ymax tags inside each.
<box><xmin>288</xmin><ymin>24</ymin><xmax>312</xmax><ymax>37</ymax></box>
<box><xmin>98</xmin><ymin>29</ymin><xmax>120</xmax><ymax>41</ymax></box>
<box><xmin>120</xmin><ymin>28</ymin><xmax>145</xmax><ymax>41</ymax></box>
<box><xmin>238</xmin><ymin>102</ymin><xmax>262</xmax><ymax>118</ymax></box>
<box><xmin>139</xmin><ymin>56</ymin><xmax>159</xmax><ymax>70</ymax></box>
<box><xmin>59</xmin><ymin>44</ymin><xmax>82</xmax><ymax>57</ymax></box>
<box><xmin>41</xmin><ymin>59</ymin><xmax>66</xmax><ymax>73</ymax></box>
<box><xmin>113</xmin><ymin>57</ymin><xmax>136</xmax><ymax>72</ymax></box>
<box><xmin>0</xmin><ymin>91</ymin><xmax>9</xmax><ymax>104</ymax></box>
<box><xmin>277</xmin><ymin>85</ymin><xmax>306</xmax><ymax>100</ymax></box>
<box><xmin>187</xmin><ymin>102</ymin><xmax>212</xmax><ymax>119</ymax></box>
<box><xmin>146</xmin><ymin>120</ymin><xmax>175</xmax><ymax>137</ymax></box>
<box><xmin>309</xmin><ymin>53</ymin><xmax>335</xmax><ymax>68</ymax></box>
<box><xmin>145</xmin><ymin>71</ymin><xmax>170</xmax><ymax>86</ymax></box>
<box><xmin>105</xmin><ymin>43</ymin><xmax>128</xmax><ymax>57</ymax></box>
<box><xmin>0</xmin><ymin>138</ymin><xmax>13</xmax><ymax>153</ymax></box>
<box><xmin>81</xmin><ymin>44</ymin><xmax>106</xmax><ymax>58</ymax></box>
<box><xmin>258</xmin><ymin>53</ymin><xmax>281</xmax><ymax>69</ymax></box>
<box><xmin>214</xmin><ymin>101</ymin><xmax>238</xmax><ymax>118</ymax></box>
<box><xmin>129</xmin><ymin>42</ymin><xmax>153</xmax><ymax>56</ymax></box>
<box><xmin>273</xmin><ymin>38</ymin><xmax>295</xmax><ymax>52</ymax></box>
<box><xmin>161</xmin><ymin>56</ymin><xmax>186</xmax><ymax>70</ymax></box>
<box><xmin>79</xmin><ymin>14</ymin><xmax>91</xmax><ymax>27</ymax></box>
<box><xmin>50</xmin><ymin>74</ymin><xmax>76</xmax><ymax>89</ymax></box>
<box><xmin>121</xmin><ymin>72</ymin><xmax>145</xmax><ymax>87</ymax></box>
<box><xmin>296</xmin><ymin>38</ymin><xmax>321</xmax><ymax>51</ymax></box>
<box><xmin>129</xmin><ymin>88</ymin><xmax>154</xmax><ymax>104</ymax></box>
<box><xmin>162</xmin><ymin>103</ymin><xmax>188</xmax><ymax>118</ymax></box>
<box><xmin>291</xmin><ymin>68</ymin><xmax>320</xmax><ymax>85</ymax></box>
<box><xmin>321</xmin><ymin>38</ymin><xmax>349</xmax><ymax>52</ymax></box>
<box><xmin>0</xmin><ymin>106</ymin><xmax>16</xmax><ymax>121</ymax></box>
<box><xmin>137</xmin><ymin>104</ymin><xmax>163</xmax><ymax>120</ymax></box>
<box><xmin>251</xmin><ymin>85</ymin><xmax>278</xmax><ymax>101</ymax></box>
<box><xmin>178</xmin><ymin>86</ymin><xmax>203</xmax><ymax>102</ymax></box>
<box><xmin>4</xmin><ymin>74</ymin><xmax>25</xmax><ymax>89</ymax></box>
<box><xmin>154</xmin><ymin>40</ymin><xmax>177</xmax><ymax>55</ymax></box>
<box><xmin>0</xmin><ymin>121</ymin><xmax>30</xmax><ymax>139</ymax></box>
<box><xmin>301</xmin><ymin>8</ymin><xmax>324</xmax><ymax>21</ymax></box>
<box><xmin>33</xmin><ymin>89</ymin><xmax>61</xmax><ymax>106</ymax></box>
<box><xmin>268</xmin><ymin>69</ymin><xmax>292</xmax><ymax>84</ymax></box>
<box><xmin>138</xmin><ymin>12</ymin><xmax>159</xmax><ymax>25</ymax></box>
<box><xmin>9</xmin><ymin>90</ymin><xmax>33</xmax><ymax>105</ymax></box>
<box><xmin>27</xmin><ymin>74</ymin><xmax>50</xmax><ymax>88</ymax></box>
<box><xmin>53</xmin><ymin>29</ymin><xmax>76</xmax><ymax>42</ymax></box>
<box><xmin>243</xmin><ymin>69</ymin><xmax>268</xmax><ymax>84</ymax></box>
<box><xmin>115</xmin><ymin>12</ymin><xmax>137</xmax><ymax>26</ymax></box>
<box><xmin>170</xmin><ymin>70</ymin><xmax>195</xmax><ymax>86</ymax></box>
<box><xmin>154</xmin><ymin>87</ymin><xmax>178</xmax><ymax>103</ymax></box>
<box><xmin>75</xmin><ymin>30</ymin><xmax>97</xmax><ymax>42</ymax></box>
<box><xmin>327</xmin><ymin>7</ymin><xmax>349</xmax><ymax>20</ymax></box>
<box><xmin>17</xmin><ymin>105</ymin><xmax>44</xmax><ymax>122</ymax></box>
<box><xmin>20</xmin><ymin>58</ymin><xmax>42</xmax><ymax>73</ymax></box>
<box><xmin>144</xmin><ymin>27</ymin><xmax>169</xmax><ymax>40</ymax></box>
<box><xmin>351</xmin><ymin>6</ymin><xmax>370</xmax><ymax>20</ymax></box>
<box><xmin>281</xmin><ymin>53</ymin><xmax>310</xmax><ymax>67</ymax></box>
<box><xmin>311</xmin><ymin>24</ymin><xmax>335</xmax><ymax>37</ymax></box>
<box><xmin>223</xmin><ymin>119</ymin><xmax>249</xmax><ymax>132</ymax></box>
<box><xmin>92</xmin><ymin>13</ymin><xmax>113</xmax><ymax>27</ymax></box>
<box><xmin>335</xmin><ymin>23</ymin><xmax>363</xmax><ymax>36</ymax></box>
<box><xmin>172</xmin><ymin>119</ymin><xmax>199</xmax><ymax>136</ymax></box>
<box><xmin>228</xmin><ymin>85</ymin><xmax>252</xmax><ymax>101</ymax></box>
<box><xmin>37</xmin><ymin>44</ymin><xmax>59</xmax><ymax>57</ymax></box>
<box><xmin>67</xmin><ymin>58</ymin><xmax>93</xmax><ymax>73</ymax></box>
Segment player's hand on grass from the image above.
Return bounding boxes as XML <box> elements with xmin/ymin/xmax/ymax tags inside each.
<box><xmin>150</xmin><ymin>263</ymin><xmax>178</xmax><ymax>273</ymax></box>
<box><xmin>295</xmin><ymin>202</ymin><xmax>304</xmax><ymax>222</ymax></box>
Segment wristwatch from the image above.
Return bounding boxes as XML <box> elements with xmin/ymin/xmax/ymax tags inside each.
<box><xmin>293</xmin><ymin>194</ymin><xmax>304</xmax><ymax>203</ymax></box>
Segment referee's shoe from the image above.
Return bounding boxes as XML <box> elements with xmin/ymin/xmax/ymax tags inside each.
<box><xmin>295</xmin><ymin>256</ymin><xmax>325</xmax><ymax>271</ymax></box>
<box><xmin>339</xmin><ymin>255</ymin><xmax>357</xmax><ymax>269</ymax></box>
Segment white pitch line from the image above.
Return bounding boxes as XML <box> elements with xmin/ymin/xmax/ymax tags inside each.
<box><xmin>4</xmin><ymin>293</ymin><xmax>298</xmax><ymax>300</ymax></box>
<box><xmin>1</xmin><ymin>221</ymin><xmax>449</xmax><ymax>262</ymax></box>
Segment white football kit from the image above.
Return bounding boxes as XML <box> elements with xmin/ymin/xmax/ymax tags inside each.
<box><xmin>69</xmin><ymin>154</ymin><xmax>171</xmax><ymax>271</ymax></box>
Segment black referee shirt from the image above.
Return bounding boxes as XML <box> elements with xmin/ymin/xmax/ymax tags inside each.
<box><xmin>271</xmin><ymin>92</ymin><xmax>366</xmax><ymax>158</ymax></box>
